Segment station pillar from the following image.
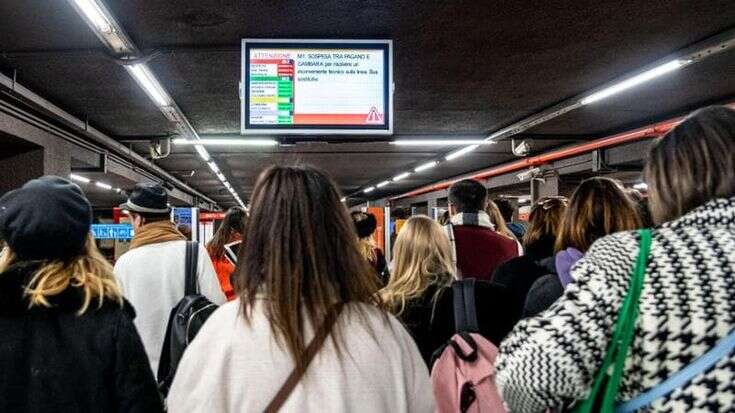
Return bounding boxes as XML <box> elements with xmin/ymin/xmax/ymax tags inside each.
<box><xmin>530</xmin><ymin>175</ymin><xmax>559</xmax><ymax>204</ymax></box>
<box><xmin>0</xmin><ymin>144</ymin><xmax>71</xmax><ymax>195</ymax></box>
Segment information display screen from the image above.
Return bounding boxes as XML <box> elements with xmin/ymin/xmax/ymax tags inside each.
<box><xmin>241</xmin><ymin>40</ymin><xmax>393</xmax><ymax>135</ymax></box>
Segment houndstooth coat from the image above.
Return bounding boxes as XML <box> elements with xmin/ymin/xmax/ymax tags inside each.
<box><xmin>496</xmin><ymin>197</ymin><xmax>735</xmax><ymax>412</ymax></box>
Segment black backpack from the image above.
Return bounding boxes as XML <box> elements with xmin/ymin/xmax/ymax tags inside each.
<box><xmin>157</xmin><ymin>241</ymin><xmax>219</xmax><ymax>396</ymax></box>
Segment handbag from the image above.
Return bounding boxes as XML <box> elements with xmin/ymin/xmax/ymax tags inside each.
<box><xmin>573</xmin><ymin>229</ymin><xmax>652</xmax><ymax>413</ymax></box>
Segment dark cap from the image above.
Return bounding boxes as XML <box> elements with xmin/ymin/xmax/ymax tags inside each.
<box><xmin>0</xmin><ymin>176</ymin><xmax>92</xmax><ymax>261</ymax></box>
<box><xmin>120</xmin><ymin>182</ymin><xmax>170</xmax><ymax>214</ymax></box>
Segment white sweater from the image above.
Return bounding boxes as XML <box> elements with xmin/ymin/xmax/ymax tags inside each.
<box><xmin>167</xmin><ymin>299</ymin><xmax>435</xmax><ymax>412</ymax></box>
<box><xmin>114</xmin><ymin>240</ymin><xmax>227</xmax><ymax>373</ymax></box>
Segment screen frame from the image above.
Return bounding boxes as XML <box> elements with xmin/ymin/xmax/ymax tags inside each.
<box><xmin>241</xmin><ymin>39</ymin><xmax>393</xmax><ymax>135</ymax></box>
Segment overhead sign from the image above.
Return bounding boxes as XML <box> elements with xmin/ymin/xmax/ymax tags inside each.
<box><xmin>91</xmin><ymin>224</ymin><xmax>134</xmax><ymax>240</ymax></box>
<box><xmin>241</xmin><ymin>39</ymin><xmax>393</xmax><ymax>135</ymax></box>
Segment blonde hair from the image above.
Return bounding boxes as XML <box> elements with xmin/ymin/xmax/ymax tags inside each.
<box><xmin>380</xmin><ymin>215</ymin><xmax>455</xmax><ymax>315</ymax></box>
<box><xmin>486</xmin><ymin>200</ymin><xmax>516</xmax><ymax>240</ymax></box>
<box><xmin>0</xmin><ymin>234</ymin><xmax>122</xmax><ymax>315</ymax></box>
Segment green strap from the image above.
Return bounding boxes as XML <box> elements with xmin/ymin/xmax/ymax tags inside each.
<box><xmin>574</xmin><ymin>229</ymin><xmax>652</xmax><ymax>413</ymax></box>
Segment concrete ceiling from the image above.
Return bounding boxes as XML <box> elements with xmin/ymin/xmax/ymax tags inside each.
<box><xmin>0</xmin><ymin>0</ymin><xmax>733</xmax><ymax>207</ymax></box>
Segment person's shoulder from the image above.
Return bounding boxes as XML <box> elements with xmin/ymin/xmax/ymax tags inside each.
<box><xmin>585</xmin><ymin>230</ymin><xmax>640</xmax><ymax>259</ymax></box>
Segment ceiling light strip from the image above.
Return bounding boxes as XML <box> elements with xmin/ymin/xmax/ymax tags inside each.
<box><xmin>357</xmin><ymin>30</ymin><xmax>735</xmax><ymax>200</ymax></box>
<box><xmin>67</xmin><ymin>0</ymin><xmax>244</xmax><ymax>207</ymax></box>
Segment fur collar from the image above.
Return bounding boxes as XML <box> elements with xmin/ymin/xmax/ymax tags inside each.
<box><xmin>0</xmin><ymin>260</ymin><xmax>134</xmax><ymax>317</ymax></box>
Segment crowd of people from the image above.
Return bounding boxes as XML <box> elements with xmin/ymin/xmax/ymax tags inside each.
<box><xmin>0</xmin><ymin>105</ymin><xmax>733</xmax><ymax>412</ymax></box>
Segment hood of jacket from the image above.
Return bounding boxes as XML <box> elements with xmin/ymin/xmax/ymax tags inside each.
<box><xmin>555</xmin><ymin>247</ymin><xmax>584</xmax><ymax>288</ymax></box>
<box><xmin>0</xmin><ymin>260</ymin><xmax>134</xmax><ymax>317</ymax></box>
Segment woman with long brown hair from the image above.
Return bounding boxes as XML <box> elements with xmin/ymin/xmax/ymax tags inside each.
<box><xmin>0</xmin><ymin>176</ymin><xmax>162</xmax><ymax>412</ymax></box>
<box><xmin>206</xmin><ymin>206</ymin><xmax>246</xmax><ymax>300</ymax></box>
<box><xmin>497</xmin><ymin>106</ymin><xmax>735</xmax><ymax>412</ymax></box>
<box><xmin>491</xmin><ymin>196</ymin><xmax>567</xmax><ymax>329</ymax></box>
<box><xmin>523</xmin><ymin>177</ymin><xmax>641</xmax><ymax>317</ymax></box>
<box><xmin>168</xmin><ymin>165</ymin><xmax>433</xmax><ymax>412</ymax></box>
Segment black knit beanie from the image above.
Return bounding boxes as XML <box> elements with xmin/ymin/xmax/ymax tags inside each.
<box><xmin>0</xmin><ymin>176</ymin><xmax>92</xmax><ymax>262</ymax></box>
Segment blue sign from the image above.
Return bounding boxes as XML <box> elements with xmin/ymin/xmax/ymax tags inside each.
<box><xmin>91</xmin><ymin>224</ymin><xmax>134</xmax><ymax>240</ymax></box>
<box><xmin>173</xmin><ymin>208</ymin><xmax>193</xmax><ymax>226</ymax></box>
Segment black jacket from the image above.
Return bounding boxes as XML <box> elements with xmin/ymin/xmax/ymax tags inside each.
<box><xmin>523</xmin><ymin>272</ymin><xmax>564</xmax><ymax>318</ymax></box>
<box><xmin>397</xmin><ymin>281</ymin><xmax>513</xmax><ymax>368</ymax></box>
<box><xmin>0</xmin><ymin>261</ymin><xmax>163</xmax><ymax>413</ymax></box>
<box><xmin>491</xmin><ymin>237</ymin><xmax>557</xmax><ymax>330</ymax></box>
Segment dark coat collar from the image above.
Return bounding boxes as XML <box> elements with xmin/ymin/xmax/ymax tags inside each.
<box><xmin>0</xmin><ymin>260</ymin><xmax>134</xmax><ymax>317</ymax></box>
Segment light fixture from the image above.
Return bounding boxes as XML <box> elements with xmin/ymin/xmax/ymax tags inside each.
<box><xmin>341</xmin><ymin>197</ymin><xmax>347</xmax><ymax>202</ymax></box>
<box><xmin>376</xmin><ymin>180</ymin><xmax>390</xmax><ymax>188</ymax></box>
<box><xmin>126</xmin><ymin>64</ymin><xmax>170</xmax><ymax>107</ymax></box>
<box><xmin>391</xmin><ymin>140</ymin><xmax>491</xmax><ymax>146</ymax></box>
<box><xmin>95</xmin><ymin>181</ymin><xmax>113</xmax><ymax>190</ymax></box>
<box><xmin>363</xmin><ymin>186</ymin><xmax>375</xmax><ymax>193</ymax></box>
<box><xmin>194</xmin><ymin>145</ymin><xmax>210</xmax><ymax>162</ymax></box>
<box><xmin>392</xmin><ymin>172</ymin><xmax>411</xmax><ymax>182</ymax></box>
<box><xmin>207</xmin><ymin>161</ymin><xmax>220</xmax><ymax>174</ymax></box>
<box><xmin>73</xmin><ymin>0</ymin><xmax>112</xmax><ymax>33</ymax></box>
<box><xmin>115</xmin><ymin>188</ymin><xmax>122</xmax><ymax>193</ymax></box>
<box><xmin>445</xmin><ymin>145</ymin><xmax>479</xmax><ymax>161</ymax></box>
<box><xmin>216</xmin><ymin>172</ymin><xmax>226</xmax><ymax>182</ymax></box>
<box><xmin>580</xmin><ymin>60</ymin><xmax>685</xmax><ymax>105</ymax></box>
<box><xmin>414</xmin><ymin>161</ymin><xmax>438</xmax><ymax>172</ymax></box>
<box><xmin>69</xmin><ymin>174</ymin><xmax>90</xmax><ymax>183</ymax></box>
<box><xmin>633</xmin><ymin>182</ymin><xmax>649</xmax><ymax>191</ymax></box>
<box><xmin>173</xmin><ymin>138</ymin><xmax>279</xmax><ymax>146</ymax></box>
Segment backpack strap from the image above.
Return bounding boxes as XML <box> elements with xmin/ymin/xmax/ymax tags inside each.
<box><xmin>264</xmin><ymin>304</ymin><xmax>344</xmax><ymax>413</ymax></box>
<box><xmin>185</xmin><ymin>241</ymin><xmax>199</xmax><ymax>296</ymax></box>
<box><xmin>574</xmin><ymin>229</ymin><xmax>652</xmax><ymax>413</ymax></box>
<box><xmin>453</xmin><ymin>279</ymin><xmax>479</xmax><ymax>333</ymax></box>
<box><xmin>616</xmin><ymin>328</ymin><xmax>735</xmax><ymax>412</ymax></box>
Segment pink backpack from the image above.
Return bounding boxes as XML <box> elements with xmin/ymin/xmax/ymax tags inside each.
<box><xmin>431</xmin><ymin>280</ymin><xmax>508</xmax><ymax>413</ymax></box>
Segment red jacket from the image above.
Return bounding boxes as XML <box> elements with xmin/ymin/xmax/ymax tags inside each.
<box><xmin>452</xmin><ymin>225</ymin><xmax>519</xmax><ymax>281</ymax></box>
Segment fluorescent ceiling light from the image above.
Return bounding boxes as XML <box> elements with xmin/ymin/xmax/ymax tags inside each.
<box><xmin>363</xmin><ymin>186</ymin><xmax>375</xmax><ymax>193</ymax></box>
<box><xmin>74</xmin><ymin>0</ymin><xmax>113</xmax><ymax>33</ymax></box>
<box><xmin>392</xmin><ymin>172</ymin><xmax>411</xmax><ymax>182</ymax></box>
<box><xmin>173</xmin><ymin>138</ymin><xmax>278</xmax><ymax>146</ymax></box>
<box><xmin>414</xmin><ymin>161</ymin><xmax>438</xmax><ymax>172</ymax></box>
<box><xmin>126</xmin><ymin>64</ymin><xmax>170</xmax><ymax>107</ymax></box>
<box><xmin>580</xmin><ymin>60</ymin><xmax>685</xmax><ymax>105</ymax></box>
<box><xmin>207</xmin><ymin>161</ymin><xmax>220</xmax><ymax>174</ymax></box>
<box><xmin>445</xmin><ymin>145</ymin><xmax>480</xmax><ymax>161</ymax></box>
<box><xmin>69</xmin><ymin>174</ymin><xmax>90</xmax><ymax>183</ymax></box>
<box><xmin>376</xmin><ymin>180</ymin><xmax>390</xmax><ymax>188</ymax></box>
<box><xmin>391</xmin><ymin>140</ymin><xmax>491</xmax><ymax>146</ymax></box>
<box><xmin>194</xmin><ymin>145</ymin><xmax>210</xmax><ymax>161</ymax></box>
<box><xmin>216</xmin><ymin>172</ymin><xmax>226</xmax><ymax>182</ymax></box>
<box><xmin>633</xmin><ymin>182</ymin><xmax>648</xmax><ymax>191</ymax></box>
<box><xmin>95</xmin><ymin>181</ymin><xmax>113</xmax><ymax>190</ymax></box>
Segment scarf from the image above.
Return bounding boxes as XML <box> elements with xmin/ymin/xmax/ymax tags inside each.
<box><xmin>449</xmin><ymin>211</ymin><xmax>495</xmax><ymax>229</ymax></box>
<box><xmin>555</xmin><ymin>247</ymin><xmax>584</xmax><ymax>288</ymax></box>
<box><xmin>129</xmin><ymin>221</ymin><xmax>186</xmax><ymax>250</ymax></box>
